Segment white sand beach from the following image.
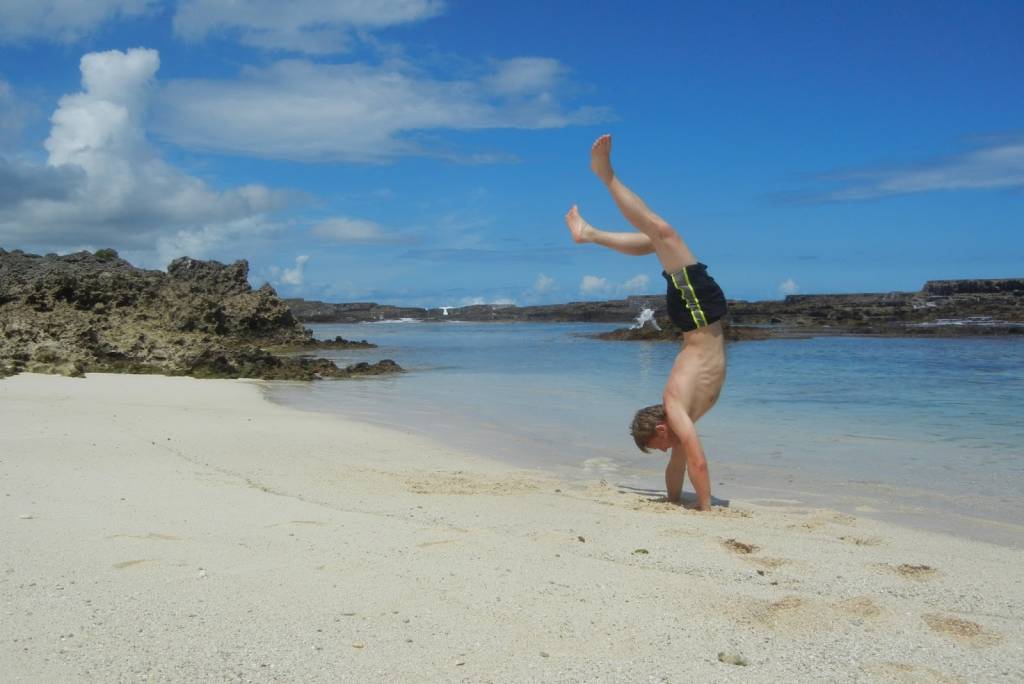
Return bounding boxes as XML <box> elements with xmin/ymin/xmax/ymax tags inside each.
<box><xmin>1</xmin><ymin>373</ymin><xmax>1022</xmax><ymax>683</ymax></box>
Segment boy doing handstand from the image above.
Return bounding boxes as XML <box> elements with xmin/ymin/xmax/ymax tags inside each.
<box><xmin>565</xmin><ymin>135</ymin><xmax>727</xmax><ymax>510</ymax></box>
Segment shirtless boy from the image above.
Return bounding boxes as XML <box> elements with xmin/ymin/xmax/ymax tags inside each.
<box><xmin>565</xmin><ymin>135</ymin><xmax>727</xmax><ymax>510</ymax></box>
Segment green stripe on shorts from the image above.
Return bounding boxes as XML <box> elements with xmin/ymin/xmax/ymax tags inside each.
<box><xmin>670</xmin><ymin>268</ymin><xmax>708</xmax><ymax>328</ymax></box>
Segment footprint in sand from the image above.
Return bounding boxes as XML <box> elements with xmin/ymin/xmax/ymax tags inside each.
<box><xmin>720</xmin><ymin>538</ymin><xmax>791</xmax><ymax>568</ymax></box>
<box><xmin>922</xmin><ymin>613</ymin><xmax>1003</xmax><ymax>647</ymax></box>
<box><xmin>878</xmin><ymin>563</ymin><xmax>938</xmax><ymax>580</ymax></box>
<box><xmin>897</xmin><ymin>564</ymin><xmax>937</xmax><ymax>579</ymax></box>
<box><xmin>834</xmin><ymin>596</ymin><xmax>883</xmax><ymax>618</ymax></box>
<box><xmin>839</xmin><ymin>535</ymin><xmax>884</xmax><ymax>546</ymax></box>
<box><xmin>722</xmin><ymin>538</ymin><xmax>758</xmax><ymax>554</ymax></box>
<box><xmin>791</xmin><ymin>510</ymin><xmax>858</xmax><ymax>532</ymax></box>
<box><xmin>729</xmin><ymin>595</ymin><xmax>837</xmax><ymax>634</ymax></box>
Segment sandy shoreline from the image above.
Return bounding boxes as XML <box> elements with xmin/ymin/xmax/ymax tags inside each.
<box><xmin>2</xmin><ymin>373</ymin><xmax>1022</xmax><ymax>682</ymax></box>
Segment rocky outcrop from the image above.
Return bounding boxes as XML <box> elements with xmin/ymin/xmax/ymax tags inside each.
<box><xmin>727</xmin><ymin>280</ymin><xmax>1024</xmax><ymax>335</ymax></box>
<box><xmin>284</xmin><ymin>300</ymin><xmax>428</xmax><ymax>323</ymax></box>
<box><xmin>0</xmin><ymin>249</ymin><xmax>402</xmax><ymax>379</ymax></box>
<box><xmin>594</xmin><ymin>279</ymin><xmax>1024</xmax><ymax>341</ymax></box>
<box><xmin>287</xmin><ymin>278</ymin><xmax>1023</xmax><ymax>338</ymax></box>
<box><xmin>271</xmin><ymin>335</ymin><xmax>377</xmax><ymax>352</ymax></box>
<box><xmin>285</xmin><ymin>295</ymin><xmax>665</xmax><ymax>324</ymax></box>
<box><xmin>922</xmin><ymin>278</ymin><xmax>1024</xmax><ymax>296</ymax></box>
<box><xmin>337</xmin><ymin>360</ymin><xmax>402</xmax><ymax>376</ymax></box>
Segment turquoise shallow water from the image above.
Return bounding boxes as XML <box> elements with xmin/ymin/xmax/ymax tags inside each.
<box><xmin>266</xmin><ymin>322</ymin><xmax>1024</xmax><ymax>546</ymax></box>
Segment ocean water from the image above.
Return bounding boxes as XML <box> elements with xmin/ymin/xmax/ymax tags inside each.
<box><xmin>266</xmin><ymin>322</ymin><xmax>1024</xmax><ymax>547</ymax></box>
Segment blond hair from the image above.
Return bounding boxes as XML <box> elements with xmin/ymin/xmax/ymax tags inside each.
<box><xmin>630</xmin><ymin>404</ymin><xmax>665</xmax><ymax>452</ymax></box>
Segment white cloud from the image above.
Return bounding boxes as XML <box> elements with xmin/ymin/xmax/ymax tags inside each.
<box><xmin>580</xmin><ymin>274</ymin><xmax>650</xmax><ymax>297</ymax></box>
<box><xmin>173</xmin><ymin>0</ymin><xmax>444</xmax><ymax>54</ymax></box>
<box><xmin>310</xmin><ymin>217</ymin><xmax>397</xmax><ymax>244</ymax></box>
<box><xmin>622</xmin><ymin>274</ymin><xmax>650</xmax><ymax>293</ymax></box>
<box><xmin>803</xmin><ymin>138</ymin><xmax>1024</xmax><ymax>202</ymax></box>
<box><xmin>484</xmin><ymin>58</ymin><xmax>564</xmax><ymax>96</ymax></box>
<box><xmin>580</xmin><ymin>275</ymin><xmax>610</xmax><ymax>296</ymax></box>
<box><xmin>778</xmin><ymin>278</ymin><xmax>799</xmax><ymax>296</ymax></box>
<box><xmin>0</xmin><ymin>49</ymin><xmax>290</xmax><ymax>265</ymax></box>
<box><xmin>0</xmin><ymin>0</ymin><xmax>155</xmax><ymax>44</ymax></box>
<box><xmin>153</xmin><ymin>59</ymin><xmax>609</xmax><ymax>162</ymax></box>
<box><xmin>532</xmin><ymin>273</ymin><xmax>555</xmax><ymax>293</ymax></box>
<box><xmin>276</xmin><ymin>255</ymin><xmax>309</xmax><ymax>286</ymax></box>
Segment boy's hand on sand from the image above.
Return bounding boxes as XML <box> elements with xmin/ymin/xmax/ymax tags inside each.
<box><xmin>655</xmin><ymin>495</ymin><xmax>714</xmax><ymax>511</ymax></box>
<box><xmin>590</xmin><ymin>134</ymin><xmax>615</xmax><ymax>184</ymax></box>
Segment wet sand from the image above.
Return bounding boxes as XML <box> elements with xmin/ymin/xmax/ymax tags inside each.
<box><xmin>2</xmin><ymin>373</ymin><xmax>1022</xmax><ymax>682</ymax></box>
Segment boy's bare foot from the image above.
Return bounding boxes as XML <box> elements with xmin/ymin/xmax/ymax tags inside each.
<box><xmin>590</xmin><ymin>134</ymin><xmax>615</xmax><ymax>184</ymax></box>
<box><xmin>564</xmin><ymin>205</ymin><xmax>593</xmax><ymax>243</ymax></box>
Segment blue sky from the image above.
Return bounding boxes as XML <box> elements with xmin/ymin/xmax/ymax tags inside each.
<box><xmin>1</xmin><ymin>1</ymin><xmax>1021</xmax><ymax>306</ymax></box>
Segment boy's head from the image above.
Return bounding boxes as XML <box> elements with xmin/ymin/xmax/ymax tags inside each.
<box><xmin>631</xmin><ymin>403</ymin><xmax>669</xmax><ymax>453</ymax></box>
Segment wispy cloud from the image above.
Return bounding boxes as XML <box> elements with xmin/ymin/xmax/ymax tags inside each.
<box><xmin>515</xmin><ymin>272</ymin><xmax>557</xmax><ymax>304</ymax></box>
<box><xmin>580</xmin><ymin>275</ymin><xmax>610</xmax><ymax>295</ymax></box>
<box><xmin>783</xmin><ymin>137</ymin><xmax>1024</xmax><ymax>204</ymax></box>
<box><xmin>173</xmin><ymin>0</ymin><xmax>444</xmax><ymax>54</ymax></box>
<box><xmin>0</xmin><ymin>0</ymin><xmax>155</xmax><ymax>44</ymax></box>
<box><xmin>310</xmin><ymin>217</ymin><xmax>400</xmax><ymax>244</ymax></box>
<box><xmin>580</xmin><ymin>274</ymin><xmax>650</xmax><ymax>297</ymax></box>
<box><xmin>622</xmin><ymin>274</ymin><xmax>650</xmax><ymax>292</ymax></box>
<box><xmin>153</xmin><ymin>58</ymin><xmax>609</xmax><ymax>162</ymax></box>
<box><xmin>483</xmin><ymin>57</ymin><xmax>565</xmax><ymax>96</ymax></box>
<box><xmin>532</xmin><ymin>273</ymin><xmax>555</xmax><ymax>293</ymax></box>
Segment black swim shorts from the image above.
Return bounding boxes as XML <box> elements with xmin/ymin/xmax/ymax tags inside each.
<box><xmin>662</xmin><ymin>263</ymin><xmax>728</xmax><ymax>332</ymax></box>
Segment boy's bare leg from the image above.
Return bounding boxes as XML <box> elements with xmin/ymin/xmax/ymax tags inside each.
<box><xmin>591</xmin><ymin>135</ymin><xmax>697</xmax><ymax>272</ymax></box>
<box><xmin>564</xmin><ymin>205</ymin><xmax>654</xmax><ymax>256</ymax></box>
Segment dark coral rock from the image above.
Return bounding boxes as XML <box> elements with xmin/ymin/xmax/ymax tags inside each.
<box><xmin>0</xmin><ymin>248</ymin><xmax>398</xmax><ymax>380</ymax></box>
<box><xmin>591</xmin><ymin>317</ymin><xmax>773</xmax><ymax>343</ymax></box>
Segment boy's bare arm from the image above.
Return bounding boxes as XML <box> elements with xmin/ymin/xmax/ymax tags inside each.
<box><xmin>665</xmin><ymin>448</ymin><xmax>687</xmax><ymax>503</ymax></box>
<box><xmin>664</xmin><ymin>400</ymin><xmax>712</xmax><ymax>510</ymax></box>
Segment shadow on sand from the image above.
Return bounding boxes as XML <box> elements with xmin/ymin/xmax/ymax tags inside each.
<box><xmin>616</xmin><ymin>484</ymin><xmax>730</xmax><ymax>509</ymax></box>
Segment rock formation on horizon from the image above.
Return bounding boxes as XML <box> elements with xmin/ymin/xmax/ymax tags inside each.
<box><xmin>286</xmin><ymin>278</ymin><xmax>1024</xmax><ymax>340</ymax></box>
<box><xmin>0</xmin><ymin>249</ymin><xmax>401</xmax><ymax>379</ymax></box>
